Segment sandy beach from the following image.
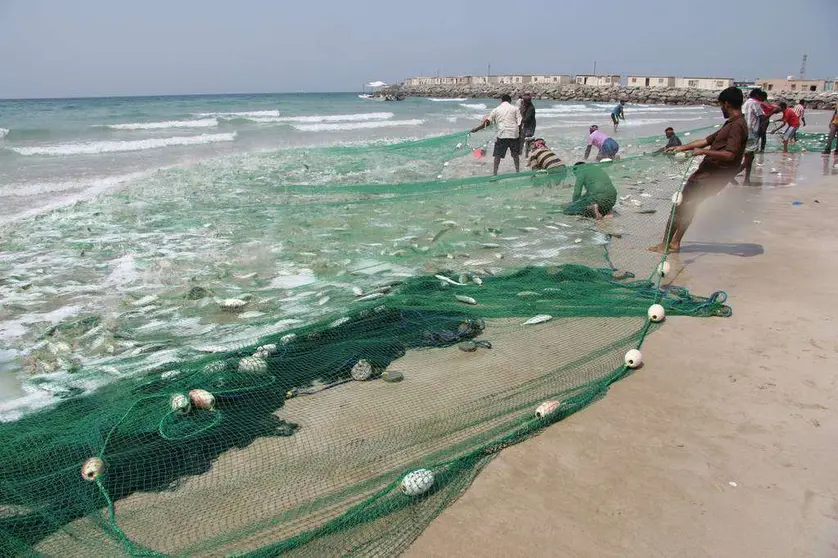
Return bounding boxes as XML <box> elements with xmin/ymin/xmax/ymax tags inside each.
<box><xmin>406</xmin><ymin>166</ymin><xmax>838</xmax><ymax>556</ymax></box>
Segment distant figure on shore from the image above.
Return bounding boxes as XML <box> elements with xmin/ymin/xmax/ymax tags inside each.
<box><xmin>649</xmin><ymin>87</ymin><xmax>747</xmax><ymax>254</ymax></box>
<box><xmin>757</xmin><ymin>92</ymin><xmax>780</xmax><ymax>152</ymax></box>
<box><xmin>611</xmin><ymin>101</ymin><xmax>626</xmax><ymax>131</ymax></box>
<box><xmin>776</xmin><ymin>102</ymin><xmax>801</xmax><ymax>153</ymax></box>
<box><xmin>584</xmin><ymin>125</ymin><xmax>620</xmax><ymax>160</ymax></box>
<box><xmin>654</xmin><ymin>127</ymin><xmax>682</xmax><ymax>153</ymax></box>
<box><xmin>732</xmin><ymin>88</ymin><xmax>764</xmax><ymax>185</ymax></box>
<box><xmin>519</xmin><ymin>94</ymin><xmax>536</xmax><ymax>156</ymax></box>
<box><xmin>563</xmin><ymin>162</ymin><xmax>617</xmax><ymax>220</ymax></box>
<box><xmin>470</xmin><ymin>94</ymin><xmax>522</xmax><ymax>175</ymax></box>
<box><xmin>822</xmin><ymin>101</ymin><xmax>838</xmax><ymax>155</ymax></box>
<box><xmin>527</xmin><ymin>138</ymin><xmax>564</xmax><ymax>170</ymax></box>
<box><xmin>792</xmin><ymin>99</ymin><xmax>806</xmax><ymax>141</ymax></box>
<box><xmin>793</xmin><ymin>99</ymin><xmax>806</xmax><ymax>127</ymax></box>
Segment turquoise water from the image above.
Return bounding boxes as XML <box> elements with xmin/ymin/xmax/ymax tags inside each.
<box><xmin>0</xmin><ymin>93</ymin><xmax>722</xmax><ymax>418</ymax></box>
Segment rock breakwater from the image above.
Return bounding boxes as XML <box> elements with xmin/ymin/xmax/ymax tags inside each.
<box><xmin>382</xmin><ymin>83</ymin><xmax>838</xmax><ymax>110</ymax></box>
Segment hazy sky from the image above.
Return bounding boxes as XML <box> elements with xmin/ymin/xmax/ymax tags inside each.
<box><xmin>1</xmin><ymin>0</ymin><xmax>836</xmax><ymax>98</ymax></box>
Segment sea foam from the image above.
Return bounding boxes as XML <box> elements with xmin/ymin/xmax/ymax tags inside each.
<box><xmin>291</xmin><ymin>119</ymin><xmax>424</xmax><ymax>132</ymax></box>
<box><xmin>0</xmin><ymin>127</ymin><xmax>8</xmax><ymax>140</ymax></box>
<box><xmin>197</xmin><ymin>110</ymin><xmax>281</xmax><ymax>118</ymax></box>
<box><xmin>241</xmin><ymin>112</ymin><xmax>394</xmax><ymax>124</ymax></box>
<box><xmin>9</xmin><ymin>133</ymin><xmax>237</xmax><ymax>156</ymax></box>
<box><xmin>103</xmin><ymin>119</ymin><xmax>219</xmax><ymax>130</ymax></box>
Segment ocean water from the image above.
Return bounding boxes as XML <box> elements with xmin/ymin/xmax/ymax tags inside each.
<box><xmin>0</xmin><ymin>93</ymin><xmax>721</xmax><ymax>419</ymax></box>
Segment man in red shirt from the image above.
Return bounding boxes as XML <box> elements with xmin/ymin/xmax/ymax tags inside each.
<box><xmin>757</xmin><ymin>92</ymin><xmax>780</xmax><ymax>152</ymax></box>
<box><xmin>776</xmin><ymin>102</ymin><xmax>800</xmax><ymax>153</ymax></box>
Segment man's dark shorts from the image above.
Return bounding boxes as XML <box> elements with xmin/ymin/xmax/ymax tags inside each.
<box><xmin>493</xmin><ymin>137</ymin><xmax>521</xmax><ymax>158</ymax></box>
<box><xmin>681</xmin><ymin>169</ymin><xmax>734</xmax><ymax>206</ymax></box>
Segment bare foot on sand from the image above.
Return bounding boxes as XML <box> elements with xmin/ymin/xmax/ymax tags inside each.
<box><xmin>648</xmin><ymin>242</ymin><xmax>680</xmax><ymax>253</ymax></box>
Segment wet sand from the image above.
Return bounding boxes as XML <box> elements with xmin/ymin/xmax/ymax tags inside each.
<box><xmin>406</xmin><ymin>163</ymin><xmax>838</xmax><ymax>557</ymax></box>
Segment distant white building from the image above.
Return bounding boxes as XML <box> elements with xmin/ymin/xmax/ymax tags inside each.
<box><xmin>674</xmin><ymin>77</ymin><xmax>734</xmax><ymax>90</ymax></box>
<box><xmin>755</xmin><ymin>77</ymin><xmax>828</xmax><ymax>93</ymax></box>
<box><xmin>495</xmin><ymin>75</ymin><xmax>533</xmax><ymax>85</ymax></box>
<box><xmin>575</xmin><ymin>74</ymin><xmax>621</xmax><ymax>86</ymax></box>
<box><xmin>530</xmin><ymin>74</ymin><xmax>573</xmax><ymax>85</ymax></box>
<box><xmin>628</xmin><ymin>75</ymin><xmax>675</xmax><ymax>88</ymax></box>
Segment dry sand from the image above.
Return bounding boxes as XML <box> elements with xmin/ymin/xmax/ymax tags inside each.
<box><xmin>406</xmin><ymin>167</ymin><xmax>838</xmax><ymax>557</ymax></box>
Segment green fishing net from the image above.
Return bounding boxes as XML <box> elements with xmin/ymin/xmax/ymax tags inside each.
<box><xmin>0</xmin><ymin>126</ymin><xmax>741</xmax><ymax>557</ymax></box>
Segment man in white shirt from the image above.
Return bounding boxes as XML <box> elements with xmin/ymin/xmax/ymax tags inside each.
<box><xmin>471</xmin><ymin>94</ymin><xmax>522</xmax><ymax>175</ymax></box>
<box><xmin>733</xmin><ymin>88</ymin><xmax>764</xmax><ymax>185</ymax></box>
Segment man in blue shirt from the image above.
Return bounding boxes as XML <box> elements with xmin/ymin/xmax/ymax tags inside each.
<box><xmin>611</xmin><ymin>100</ymin><xmax>626</xmax><ymax>131</ymax></box>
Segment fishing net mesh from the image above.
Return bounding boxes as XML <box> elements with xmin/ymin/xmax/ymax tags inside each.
<box><xmin>0</xmin><ymin>124</ymin><xmax>757</xmax><ymax>557</ymax></box>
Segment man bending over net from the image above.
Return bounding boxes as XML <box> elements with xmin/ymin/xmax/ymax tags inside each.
<box><xmin>562</xmin><ymin>162</ymin><xmax>617</xmax><ymax>220</ymax></box>
<box><xmin>649</xmin><ymin>87</ymin><xmax>747</xmax><ymax>253</ymax></box>
<box><xmin>584</xmin><ymin>125</ymin><xmax>620</xmax><ymax>161</ymax></box>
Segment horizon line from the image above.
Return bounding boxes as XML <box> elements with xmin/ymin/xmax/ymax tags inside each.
<box><xmin>0</xmin><ymin>91</ymin><xmax>361</xmax><ymax>102</ymax></box>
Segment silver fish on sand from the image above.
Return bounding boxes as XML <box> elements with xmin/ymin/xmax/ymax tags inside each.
<box><xmin>197</xmin><ymin>345</ymin><xmax>229</xmax><ymax>353</ymax></box>
<box><xmin>434</xmin><ymin>274</ymin><xmax>464</xmax><ymax>286</ymax></box>
<box><xmin>455</xmin><ymin>295</ymin><xmax>477</xmax><ymax>305</ymax></box>
<box><xmin>355</xmin><ymin>292</ymin><xmax>385</xmax><ymax>302</ymax></box>
<box><xmin>523</xmin><ymin>314</ymin><xmax>553</xmax><ymax>325</ymax></box>
<box><xmin>219</xmin><ymin>298</ymin><xmax>248</xmax><ymax>310</ymax></box>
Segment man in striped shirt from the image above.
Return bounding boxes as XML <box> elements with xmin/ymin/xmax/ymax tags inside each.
<box><xmin>527</xmin><ymin>138</ymin><xmax>564</xmax><ymax>170</ymax></box>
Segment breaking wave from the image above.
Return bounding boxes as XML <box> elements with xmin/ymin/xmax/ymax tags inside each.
<box><xmin>8</xmin><ymin>133</ymin><xmax>237</xmax><ymax>156</ymax></box>
<box><xmin>291</xmin><ymin>119</ymin><xmax>425</xmax><ymax>132</ymax></box>
<box><xmin>102</xmin><ymin>119</ymin><xmax>219</xmax><ymax>130</ymax></box>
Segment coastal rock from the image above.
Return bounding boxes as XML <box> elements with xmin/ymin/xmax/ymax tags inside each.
<box><xmin>383</xmin><ymin>83</ymin><xmax>838</xmax><ymax>110</ymax></box>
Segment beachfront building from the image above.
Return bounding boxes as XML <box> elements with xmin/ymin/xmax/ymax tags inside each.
<box><xmin>495</xmin><ymin>75</ymin><xmax>533</xmax><ymax>85</ymax></box>
<box><xmin>627</xmin><ymin>75</ymin><xmax>675</xmax><ymax>88</ymax></box>
<box><xmin>674</xmin><ymin>77</ymin><xmax>734</xmax><ymax>90</ymax></box>
<box><xmin>575</xmin><ymin>74</ymin><xmax>621</xmax><ymax>86</ymax></box>
<box><xmin>402</xmin><ymin>77</ymin><xmax>432</xmax><ymax>86</ymax></box>
<box><xmin>755</xmin><ymin>77</ymin><xmax>828</xmax><ymax>93</ymax></box>
<box><xmin>402</xmin><ymin>76</ymin><xmax>472</xmax><ymax>86</ymax></box>
<box><xmin>530</xmin><ymin>74</ymin><xmax>573</xmax><ymax>85</ymax></box>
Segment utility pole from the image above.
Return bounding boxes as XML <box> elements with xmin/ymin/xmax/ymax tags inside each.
<box><xmin>799</xmin><ymin>54</ymin><xmax>808</xmax><ymax>79</ymax></box>
<box><xmin>593</xmin><ymin>61</ymin><xmax>597</xmax><ymax>75</ymax></box>
<box><xmin>488</xmin><ymin>63</ymin><xmax>491</xmax><ymax>77</ymax></box>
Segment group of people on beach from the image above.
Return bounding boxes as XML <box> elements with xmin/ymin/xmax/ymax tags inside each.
<box><xmin>470</xmin><ymin>88</ymin><xmax>836</xmax><ymax>239</ymax></box>
<box><xmin>467</xmin><ymin>95</ymin><xmax>627</xmax><ymax>220</ymax></box>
